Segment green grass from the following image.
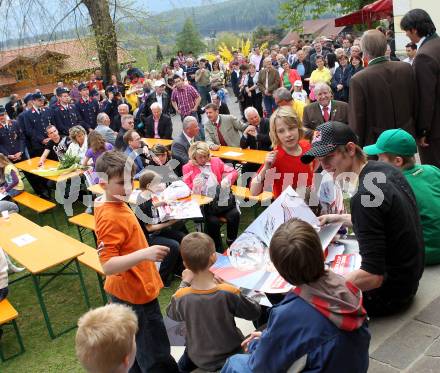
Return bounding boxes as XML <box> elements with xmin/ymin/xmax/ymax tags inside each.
<box><xmin>1</xmin><ymin>184</ymin><xmax>257</xmax><ymax>372</ymax></box>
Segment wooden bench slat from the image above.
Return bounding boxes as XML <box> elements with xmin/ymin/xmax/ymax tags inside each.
<box><xmin>231</xmin><ymin>186</ymin><xmax>273</xmax><ymax>202</ymax></box>
<box><xmin>12</xmin><ymin>192</ymin><xmax>56</xmax><ymax>213</ymax></box>
<box><xmin>68</xmin><ymin>213</ymin><xmax>96</xmax><ymax>231</ymax></box>
<box><xmin>0</xmin><ymin>299</ymin><xmax>18</xmax><ymax>324</ymax></box>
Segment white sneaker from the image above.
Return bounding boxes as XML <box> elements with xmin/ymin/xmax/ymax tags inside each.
<box><xmin>85</xmin><ymin>207</ymin><xmax>93</xmax><ymax>214</ymax></box>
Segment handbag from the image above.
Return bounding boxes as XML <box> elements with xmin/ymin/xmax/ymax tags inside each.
<box><xmin>205</xmin><ymin>185</ymin><xmax>236</xmax><ymax>215</ymax></box>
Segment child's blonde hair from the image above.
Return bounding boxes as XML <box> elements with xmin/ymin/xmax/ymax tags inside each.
<box><xmin>269</xmin><ymin>106</ymin><xmax>303</xmax><ymax>147</ymax></box>
<box><xmin>75</xmin><ymin>303</ymin><xmax>138</xmax><ymax>373</ymax></box>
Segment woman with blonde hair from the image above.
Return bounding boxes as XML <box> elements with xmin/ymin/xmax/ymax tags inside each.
<box><xmin>66</xmin><ymin>125</ymin><xmax>88</xmax><ymax>160</ymax></box>
<box><xmin>250</xmin><ymin>106</ymin><xmax>314</xmax><ymax>198</ymax></box>
<box><xmin>182</xmin><ymin>141</ymin><xmax>239</xmax><ymax>252</ymax></box>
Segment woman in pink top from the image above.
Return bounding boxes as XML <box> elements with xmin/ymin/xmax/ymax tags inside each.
<box><xmin>183</xmin><ymin>141</ymin><xmax>239</xmax><ymax>252</ymax></box>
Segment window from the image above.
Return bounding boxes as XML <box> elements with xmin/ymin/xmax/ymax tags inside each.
<box><xmin>15</xmin><ymin>68</ymin><xmax>29</xmax><ymax>81</ymax></box>
<box><xmin>43</xmin><ymin>65</ymin><xmax>54</xmax><ymax>76</ymax></box>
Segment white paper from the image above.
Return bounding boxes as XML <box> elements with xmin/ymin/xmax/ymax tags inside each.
<box><xmin>325</xmin><ymin>244</ymin><xmax>345</xmax><ymax>264</ymax></box>
<box><xmin>221</xmin><ymin>151</ymin><xmax>244</xmax><ymax>157</ymax></box>
<box><xmin>157</xmin><ymin>200</ymin><xmax>203</xmax><ymax>222</ymax></box>
<box><xmin>11</xmin><ymin>234</ymin><xmax>37</xmax><ymax>247</ymax></box>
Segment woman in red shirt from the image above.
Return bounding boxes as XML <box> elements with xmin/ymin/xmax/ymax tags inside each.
<box><xmin>250</xmin><ymin>106</ymin><xmax>314</xmax><ymax>198</ymax></box>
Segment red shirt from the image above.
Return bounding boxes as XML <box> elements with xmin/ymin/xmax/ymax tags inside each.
<box><xmin>258</xmin><ymin>140</ymin><xmax>314</xmax><ymax>198</ymax></box>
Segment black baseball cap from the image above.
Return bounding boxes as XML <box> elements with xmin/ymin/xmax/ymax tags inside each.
<box><xmin>301</xmin><ymin>121</ymin><xmax>358</xmax><ymax>164</ymax></box>
<box><xmin>32</xmin><ymin>92</ymin><xmax>45</xmax><ymax>100</ymax></box>
<box><xmin>78</xmin><ymin>83</ymin><xmax>88</xmax><ymax>91</ymax></box>
<box><xmin>56</xmin><ymin>87</ymin><xmax>70</xmax><ymax>96</ymax></box>
<box><xmin>23</xmin><ymin>93</ymin><xmax>33</xmax><ymax>104</ymax></box>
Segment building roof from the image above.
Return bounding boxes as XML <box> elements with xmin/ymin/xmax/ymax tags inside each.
<box><xmin>0</xmin><ymin>38</ymin><xmax>135</xmax><ymax>76</ymax></box>
<box><xmin>280</xmin><ymin>18</ymin><xmax>346</xmax><ymax>45</ymax></box>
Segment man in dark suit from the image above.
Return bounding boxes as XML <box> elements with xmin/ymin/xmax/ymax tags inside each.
<box><xmin>349</xmin><ymin>29</ymin><xmax>416</xmax><ymax>147</ymax></box>
<box><xmin>140</xmin><ymin>80</ymin><xmax>170</xmax><ymax>124</ymax></box>
<box><xmin>303</xmin><ymin>83</ymin><xmax>349</xmax><ymax>139</ymax></box>
<box><xmin>171</xmin><ymin>115</ymin><xmax>200</xmax><ymax>176</ymax></box>
<box><xmin>401</xmin><ymin>9</ymin><xmax>440</xmax><ymax>167</ymax></box>
<box><xmin>292</xmin><ymin>50</ymin><xmax>313</xmax><ymax>93</ymax></box>
<box><xmin>142</xmin><ymin>103</ymin><xmax>172</xmax><ymax>139</ymax></box>
<box><xmin>240</xmin><ymin>107</ymin><xmax>271</xmax><ymax>151</ymax></box>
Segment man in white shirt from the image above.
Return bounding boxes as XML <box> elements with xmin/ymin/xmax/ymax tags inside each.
<box><xmin>249</xmin><ymin>46</ymin><xmax>263</xmax><ymax>71</ymax></box>
<box><xmin>403</xmin><ymin>43</ymin><xmax>417</xmax><ymax>65</ymax></box>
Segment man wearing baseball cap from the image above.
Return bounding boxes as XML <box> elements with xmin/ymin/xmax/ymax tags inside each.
<box><xmin>302</xmin><ymin>122</ymin><xmax>424</xmax><ymax>316</ymax></box>
<box><xmin>75</xmin><ymin>83</ymin><xmax>99</xmax><ymax>131</ymax></box>
<box><xmin>364</xmin><ymin>129</ymin><xmax>440</xmax><ymax>265</ymax></box>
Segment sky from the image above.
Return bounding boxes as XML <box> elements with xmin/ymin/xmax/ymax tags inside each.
<box><xmin>0</xmin><ymin>0</ymin><xmax>225</xmax><ymax>43</ymax></box>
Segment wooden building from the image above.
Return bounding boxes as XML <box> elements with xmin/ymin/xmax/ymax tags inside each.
<box><xmin>0</xmin><ymin>38</ymin><xmax>135</xmax><ymax>99</ymax></box>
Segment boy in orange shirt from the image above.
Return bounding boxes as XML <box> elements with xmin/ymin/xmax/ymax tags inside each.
<box><xmin>94</xmin><ymin>150</ymin><xmax>178</xmax><ymax>373</ymax></box>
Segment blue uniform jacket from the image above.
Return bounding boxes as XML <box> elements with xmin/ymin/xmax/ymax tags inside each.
<box><xmin>0</xmin><ymin>120</ymin><xmax>25</xmax><ymax>156</ymax></box>
<box><xmin>247</xmin><ymin>292</ymin><xmax>370</xmax><ymax>372</ymax></box>
<box><xmin>75</xmin><ymin>97</ymin><xmax>100</xmax><ymax>131</ymax></box>
<box><xmin>23</xmin><ymin>107</ymin><xmax>52</xmax><ymax>151</ymax></box>
<box><xmin>51</xmin><ymin>102</ymin><xmax>80</xmax><ymax>136</ymax></box>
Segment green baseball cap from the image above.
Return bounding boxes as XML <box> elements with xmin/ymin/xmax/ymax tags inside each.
<box><xmin>363</xmin><ymin>129</ymin><xmax>417</xmax><ymax>157</ymax></box>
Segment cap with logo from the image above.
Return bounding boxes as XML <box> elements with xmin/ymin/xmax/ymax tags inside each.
<box><xmin>363</xmin><ymin>129</ymin><xmax>416</xmax><ymax>157</ymax></box>
<box><xmin>56</xmin><ymin>87</ymin><xmax>70</xmax><ymax>96</ymax></box>
<box><xmin>78</xmin><ymin>83</ymin><xmax>88</xmax><ymax>91</ymax></box>
<box><xmin>301</xmin><ymin>121</ymin><xmax>358</xmax><ymax>164</ymax></box>
<box><xmin>23</xmin><ymin>93</ymin><xmax>33</xmax><ymax>104</ymax></box>
<box><xmin>32</xmin><ymin>92</ymin><xmax>45</xmax><ymax>100</ymax></box>
<box><xmin>294</xmin><ymin>80</ymin><xmax>303</xmax><ymax>87</ymax></box>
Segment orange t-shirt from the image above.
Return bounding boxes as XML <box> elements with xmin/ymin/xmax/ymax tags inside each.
<box><xmin>95</xmin><ymin>200</ymin><xmax>163</xmax><ymax>304</ymax></box>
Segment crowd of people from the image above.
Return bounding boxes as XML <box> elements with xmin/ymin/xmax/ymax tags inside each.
<box><xmin>0</xmin><ymin>6</ymin><xmax>439</xmax><ymax>373</ymax></box>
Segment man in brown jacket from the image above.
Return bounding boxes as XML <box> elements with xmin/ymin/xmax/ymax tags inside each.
<box><xmin>257</xmin><ymin>57</ymin><xmax>281</xmax><ymax>115</ymax></box>
<box><xmin>303</xmin><ymin>82</ymin><xmax>349</xmax><ymax>139</ymax></box>
<box><xmin>401</xmin><ymin>9</ymin><xmax>440</xmax><ymax>167</ymax></box>
<box><xmin>348</xmin><ymin>30</ymin><xmax>416</xmax><ymax>147</ymax></box>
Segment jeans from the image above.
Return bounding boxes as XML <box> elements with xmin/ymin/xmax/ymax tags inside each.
<box><xmin>148</xmin><ymin>228</ymin><xmax>186</xmax><ymax>286</ymax></box>
<box><xmin>263</xmin><ymin>95</ymin><xmax>277</xmax><ymax>115</ymax></box>
<box><xmin>110</xmin><ymin>296</ymin><xmax>178</xmax><ymax>373</ymax></box>
<box><xmin>0</xmin><ymin>287</ymin><xmax>8</xmax><ymax>302</ymax></box>
<box><xmin>221</xmin><ymin>354</ymin><xmax>252</xmax><ymax>373</ymax></box>
<box><xmin>197</xmin><ymin>84</ymin><xmax>211</xmax><ymax>107</ymax></box>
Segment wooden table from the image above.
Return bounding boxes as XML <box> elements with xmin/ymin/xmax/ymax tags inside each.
<box><xmin>42</xmin><ymin>226</ymin><xmax>107</xmax><ymax>305</ymax></box>
<box><xmin>0</xmin><ymin>213</ymin><xmax>90</xmax><ymax>339</ymax></box>
<box><xmin>15</xmin><ymin>157</ymin><xmax>84</xmax><ymax>182</ymax></box>
<box><xmin>142</xmin><ymin>138</ymin><xmax>173</xmax><ymax>148</ymax></box>
<box><xmin>210</xmin><ymin>146</ymin><xmax>268</xmax><ymax>165</ymax></box>
<box><xmin>88</xmin><ymin>183</ymin><xmax>212</xmax><ymax>206</ymax></box>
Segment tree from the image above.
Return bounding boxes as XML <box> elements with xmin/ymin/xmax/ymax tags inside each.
<box><xmin>82</xmin><ymin>0</ymin><xmax>119</xmax><ymax>83</ymax></box>
<box><xmin>156</xmin><ymin>44</ymin><xmax>163</xmax><ymax>62</ymax></box>
<box><xmin>175</xmin><ymin>18</ymin><xmax>206</xmax><ymax>55</ymax></box>
<box><xmin>278</xmin><ymin>0</ymin><xmax>374</xmax><ymax>31</ymax></box>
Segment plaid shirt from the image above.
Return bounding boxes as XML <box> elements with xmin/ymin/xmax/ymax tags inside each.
<box><xmin>171</xmin><ymin>84</ymin><xmax>200</xmax><ymax>117</ymax></box>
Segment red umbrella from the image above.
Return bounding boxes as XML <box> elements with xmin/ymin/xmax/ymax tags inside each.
<box><xmin>335</xmin><ymin>0</ymin><xmax>393</xmax><ymax>27</ymax></box>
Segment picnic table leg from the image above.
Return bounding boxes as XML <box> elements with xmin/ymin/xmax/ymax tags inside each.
<box><xmin>76</xmin><ymin>226</ymin><xmax>84</xmax><ymax>242</ymax></box>
<box><xmin>75</xmin><ymin>259</ymin><xmax>91</xmax><ymax>309</ymax></box>
<box><xmin>97</xmin><ymin>274</ymin><xmax>107</xmax><ymax>305</ymax></box>
<box><xmin>32</xmin><ymin>275</ymin><xmax>55</xmax><ymax>339</ymax></box>
<box><xmin>12</xmin><ymin>320</ymin><xmax>25</xmax><ymax>355</ymax></box>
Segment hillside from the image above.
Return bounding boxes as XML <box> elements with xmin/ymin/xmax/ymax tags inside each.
<box><xmin>156</xmin><ymin>0</ymin><xmax>284</xmax><ymax>34</ymax></box>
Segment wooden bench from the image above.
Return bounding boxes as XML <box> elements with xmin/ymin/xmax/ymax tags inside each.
<box><xmin>12</xmin><ymin>191</ymin><xmax>57</xmax><ymax>226</ymax></box>
<box><xmin>231</xmin><ymin>185</ymin><xmax>273</xmax><ymax>217</ymax></box>
<box><xmin>0</xmin><ymin>299</ymin><xmax>25</xmax><ymax>361</ymax></box>
<box><xmin>42</xmin><ymin>226</ymin><xmax>107</xmax><ymax>305</ymax></box>
<box><xmin>68</xmin><ymin>213</ymin><xmax>96</xmax><ymax>243</ymax></box>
